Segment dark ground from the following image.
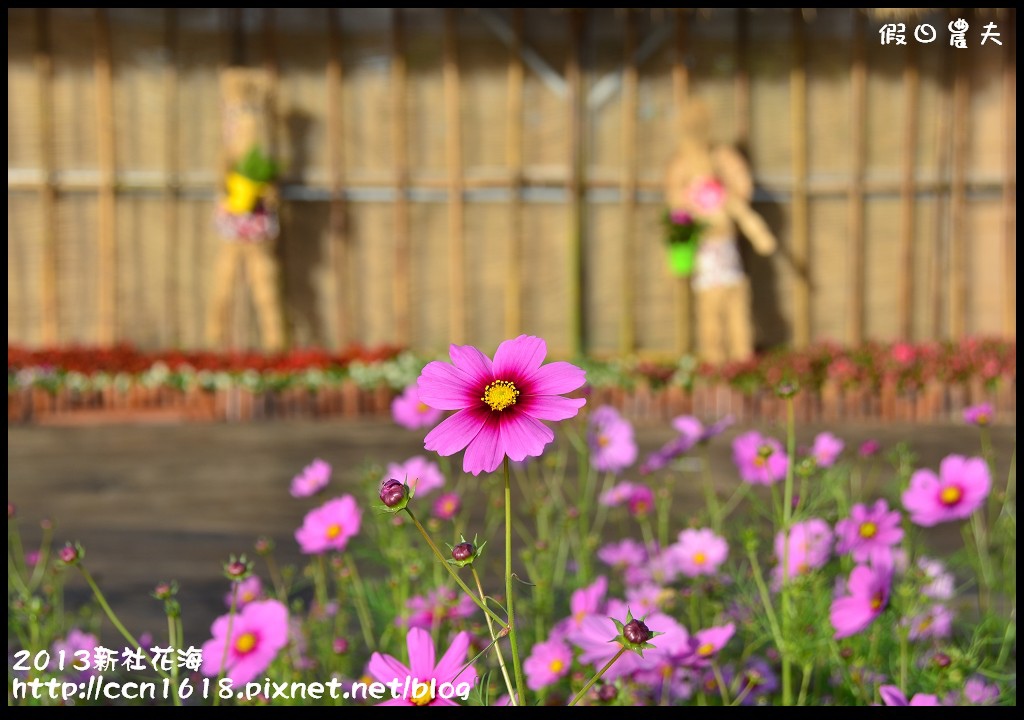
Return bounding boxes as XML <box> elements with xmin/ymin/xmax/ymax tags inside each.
<box><xmin>7</xmin><ymin>415</ymin><xmax>1016</xmax><ymax>650</ymax></box>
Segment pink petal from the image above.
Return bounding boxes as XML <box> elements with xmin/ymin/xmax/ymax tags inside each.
<box><xmin>432</xmin><ymin>631</ymin><xmax>476</xmax><ymax>685</ymax></box>
<box><xmin>523</xmin><ymin>361</ymin><xmax>587</xmax><ymax>396</ymax></box>
<box><xmin>417</xmin><ymin>361</ymin><xmax>480</xmax><ymax>410</ymax></box>
<box><xmin>519</xmin><ymin>394</ymin><xmax>586</xmax><ymax>421</ymax></box>
<box><xmin>405</xmin><ymin>627</ymin><xmax>436</xmax><ymax>679</ymax></box>
<box><xmin>424</xmin><ymin>408</ymin><xmax>488</xmax><ymax>457</ymax></box>
<box><xmin>462</xmin><ymin>414</ymin><xmax>505</xmax><ymax>475</ymax></box>
<box><xmin>378</xmin><ymin>697</ymin><xmax>410</xmax><ymax>706</ymax></box>
<box><xmin>368</xmin><ymin>651</ymin><xmax>412</xmax><ymax>685</ymax></box>
<box><xmin>448</xmin><ymin>344</ymin><xmax>493</xmax><ymax>383</ymax></box>
<box><xmin>499</xmin><ymin>413</ymin><xmax>555</xmax><ymax>462</ymax></box>
<box><xmin>830</xmin><ymin>596</ymin><xmax>873</xmax><ymax>639</ymax></box>
<box><xmin>492</xmin><ymin>335</ymin><xmax>548</xmax><ymax>380</ymax></box>
<box><xmin>844</xmin><ymin>565</ymin><xmax>875</xmax><ymax>598</ymax></box>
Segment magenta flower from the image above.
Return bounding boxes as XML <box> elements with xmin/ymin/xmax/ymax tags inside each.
<box><xmin>391</xmin><ymin>383</ymin><xmax>444</xmax><ymax>430</ymax></box>
<box><xmin>225</xmin><ymin>576</ymin><xmax>264</xmax><ymax>608</ymax></box>
<box><xmin>431</xmin><ymin>492</ymin><xmax>462</xmax><ymax>521</ymax></box>
<box><xmin>597</xmin><ymin>539</ymin><xmax>648</xmax><ymax>569</ymax></box>
<box><xmin>587</xmin><ymin>406</ymin><xmax>638</xmax><ymax>473</ymax></box>
<box><xmin>201</xmin><ymin>599</ymin><xmax>289</xmax><ymax>685</ymax></box>
<box><xmin>384</xmin><ymin>455</ymin><xmax>445</xmax><ymax>497</ymax></box>
<box><xmin>673</xmin><ymin>528</ymin><xmax>729</xmax><ymax>578</ymax></box>
<box><xmin>774</xmin><ymin>518</ymin><xmax>833</xmax><ymax>583</ymax></box>
<box><xmin>681</xmin><ymin>622</ymin><xmax>736</xmax><ymax>668</ymax></box>
<box><xmin>905</xmin><ymin>604</ymin><xmax>953</xmax><ymax>641</ymax></box>
<box><xmin>400</xmin><ymin>587</ymin><xmax>477</xmax><ymax>630</ymax></box>
<box><xmin>917</xmin><ymin>557</ymin><xmax>955</xmax><ymax>600</ymax></box>
<box><xmin>568</xmin><ymin>602</ymin><xmax>686</xmax><ymax>682</ymax></box>
<box><xmin>294</xmin><ymin>495</ymin><xmax>362</xmax><ymax>554</ymax></box>
<box><xmin>417</xmin><ymin>335</ymin><xmax>586</xmax><ymax>475</ymax></box>
<box><xmin>523</xmin><ymin>637</ymin><xmax>573</xmax><ymax>691</ymax></box>
<box><xmin>858</xmin><ymin>439</ymin><xmax>881</xmax><ymax>458</ymax></box>
<box><xmin>902</xmin><ymin>455</ymin><xmax>991</xmax><ymax>527</ymax></box>
<box><xmin>732</xmin><ymin>430</ymin><xmax>788</xmax><ymax>485</ymax></box>
<box><xmin>554</xmin><ymin>575</ymin><xmax>609</xmax><ymax>638</ymax></box>
<box><xmin>51</xmin><ymin>629</ymin><xmax>100</xmax><ymax>679</ymax></box>
<box><xmin>290</xmin><ymin>458</ymin><xmax>331</xmax><ymax>498</ymax></box>
<box><xmin>810</xmin><ymin>431</ymin><xmax>844</xmax><ymax>467</ymax></box>
<box><xmin>599</xmin><ymin>480</ymin><xmax>637</xmax><ymax>507</ymax></box>
<box><xmin>835</xmin><ymin>499</ymin><xmax>903</xmax><ymax>564</ymax></box>
<box><xmin>690</xmin><ymin>176</ymin><xmax>727</xmax><ymax>214</ymax></box>
<box><xmin>962</xmin><ymin>676</ymin><xmax>1000</xmax><ymax>705</ymax></box>
<box><xmin>627</xmin><ymin>484</ymin><xmax>655</xmax><ymax>517</ymax></box>
<box><xmin>725</xmin><ymin>658</ymin><xmax>779</xmax><ymax>706</ymax></box>
<box><xmin>962</xmin><ymin>402</ymin><xmax>994</xmax><ymax>427</ymax></box>
<box><xmin>830</xmin><ymin>561</ymin><xmax>893</xmax><ymax>639</ymax></box>
<box><xmin>879</xmin><ymin>685</ymin><xmax>941</xmax><ymax>706</ymax></box>
<box><xmin>367</xmin><ymin>627</ymin><xmax>478</xmax><ymax>706</ymax></box>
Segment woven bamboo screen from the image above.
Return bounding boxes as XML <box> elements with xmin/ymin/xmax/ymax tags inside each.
<box><xmin>7</xmin><ymin>8</ymin><xmax>1016</xmax><ymax>359</ymax></box>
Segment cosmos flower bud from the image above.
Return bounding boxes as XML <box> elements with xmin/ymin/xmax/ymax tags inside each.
<box><xmin>153</xmin><ymin>581</ymin><xmax>177</xmax><ymax>601</ymax></box>
<box><xmin>56</xmin><ymin>542</ymin><xmax>83</xmax><ymax>567</ymax></box>
<box><xmin>623</xmin><ymin>618</ymin><xmax>653</xmax><ymax>645</ymax></box>
<box><xmin>612</xmin><ymin>608</ymin><xmax>662</xmax><ymax>657</ymax></box>
<box><xmin>333</xmin><ymin>637</ymin><xmax>350</xmax><ymax>655</ymax></box>
<box><xmin>254</xmin><ymin>536</ymin><xmax>275</xmax><ymax>555</ymax></box>
<box><xmin>379</xmin><ymin>478</ymin><xmax>410</xmax><ymax>510</ymax></box>
<box><xmin>224</xmin><ymin>554</ymin><xmax>254</xmax><ymax>582</ymax></box>
<box><xmin>451</xmin><ymin>542</ymin><xmax>475</xmax><ymax>563</ymax></box>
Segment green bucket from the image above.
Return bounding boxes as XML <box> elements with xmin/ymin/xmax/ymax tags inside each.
<box><xmin>667</xmin><ymin>241</ymin><xmax>697</xmax><ymax>277</ymax></box>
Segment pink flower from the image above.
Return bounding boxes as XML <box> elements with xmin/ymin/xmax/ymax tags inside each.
<box><xmin>568</xmin><ymin>602</ymin><xmax>687</xmax><ymax>683</ymax></box>
<box><xmin>732</xmin><ymin>430</ymin><xmax>788</xmax><ymax>485</ymax></box>
<box><xmin>431</xmin><ymin>492</ymin><xmax>462</xmax><ymax>521</ymax></box>
<box><xmin>681</xmin><ymin>623</ymin><xmax>736</xmax><ymax>668</ymax></box>
<box><xmin>858</xmin><ymin>439</ymin><xmax>881</xmax><ymax>458</ymax></box>
<box><xmin>689</xmin><ymin>177</ymin><xmax>727</xmax><ymax>214</ymax></box>
<box><xmin>417</xmin><ymin>335</ymin><xmax>586</xmax><ymax>475</ymax></box>
<box><xmin>391</xmin><ymin>383</ymin><xmax>444</xmax><ymax>430</ymax></box>
<box><xmin>51</xmin><ymin>629</ymin><xmax>100</xmax><ymax>679</ymax></box>
<box><xmin>200</xmin><ymin>599</ymin><xmax>289</xmax><ymax>685</ymax></box>
<box><xmin>673</xmin><ymin>528</ymin><xmax>729</xmax><ymax>578</ymax></box>
<box><xmin>597</xmin><ymin>539</ymin><xmax>648</xmax><ymax>569</ymax></box>
<box><xmin>384</xmin><ymin>455</ymin><xmax>445</xmax><ymax>497</ymax></box>
<box><xmin>523</xmin><ymin>637</ymin><xmax>573</xmax><ymax>691</ymax></box>
<box><xmin>367</xmin><ymin>627</ymin><xmax>478</xmax><ymax>706</ymax></box>
<box><xmin>587</xmin><ymin>406</ymin><xmax>638</xmax><ymax>473</ymax></box>
<box><xmin>835</xmin><ymin>499</ymin><xmax>903</xmax><ymax>564</ymax></box>
<box><xmin>879</xmin><ymin>685</ymin><xmax>941</xmax><ymax>706</ymax></box>
<box><xmin>962</xmin><ymin>402</ymin><xmax>994</xmax><ymax>427</ymax></box>
<box><xmin>905</xmin><ymin>604</ymin><xmax>953</xmax><ymax>641</ymax></box>
<box><xmin>917</xmin><ymin>557</ymin><xmax>955</xmax><ymax>600</ymax></box>
<box><xmin>830</xmin><ymin>561</ymin><xmax>893</xmax><ymax>639</ymax></box>
<box><xmin>810</xmin><ymin>432</ymin><xmax>844</xmax><ymax>467</ymax></box>
<box><xmin>902</xmin><ymin>455</ymin><xmax>991</xmax><ymax>527</ymax></box>
<box><xmin>225</xmin><ymin>576</ymin><xmax>264</xmax><ymax>608</ymax></box>
<box><xmin>962</xmin><ymin>676</ymin><xmax>1000</xmax><ymax>705</ymax></box>
<box><xmin>294</xmin><ymin>495</ymin><xmax>362</xmax><ymax>554</ymax></box>
<box><xmin>669</xmin><ymin>209</ymin><xmax>694</xmax><ymax>225</ymax></box>
<box><xmin>627</xmin><ymin>484</ymin><xmax>655</xmax><ymax>517</ymax></box>
<box><xmin>599</xmin><ymin>480</ymin><xmax>637</xmax><ymax>507</ymax></box>
<box><xmin>400</xmin><ymin>587</ymin><xmax>477</xmax><ymax>630</ymax></box>
<box><xmin>290</xmin><ymin>458</ymin><xmax>331</xmax><ymax>498</ymax></box>
<box><xmin>774</xmin><ymin>518</ymin><xmax>833</xmax><ymax>582</ymax></box>
<box><xmin>554</xmin><ymin>576</ymin><xmax>609</xmax><ymax>638</ymax></box>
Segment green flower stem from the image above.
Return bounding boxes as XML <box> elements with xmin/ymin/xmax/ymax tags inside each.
<box><xmin>166</xmin><ymin>611</ymin><xmax>182</xmax><ymax>707</ymax></box>
<box><xmin>343</xmin><ymin>554</ymin><xmax>377</xmax><ymax>652</ymax></box>
<box><xmin>712</xmin><ymin>660</ymin><xmax>732</xmax><ymax>705</ymax></box>
<box><xmin>213</xmin><ymin>583</ymin><xmax>238</xmax><ymax>707</ymax></box>
<box><xmin>503</xmin><ymin>457</ymin><xmax>528</xmax><ymax>706</ymax></box>
<box><xmin>403</xmin><ymin>507</ymin><xmax>508</xmax><ymax>631</ymax></box>
<box><xmin>796</xmin><ymin>662</ymin><xmax>813</xmax><ymax>707</ymax></box>
<box><xmin>969</xmin><ymin>511</ymin><xmax>993</xmax><ymax>615</ymax></box>
<box><xmin>898</xmin><ymin>621</ymin><xmax>910</xmax><ymax>689</ymax></box>
<box><xmin>780</xmin><ymin>394</ymin><xmax>797</xmax><ymax>706</ymax></box>
<box><xmin>745</xmin><ymin>542</ymin><xmax>785</xmax><ymax>664</ymax></box>
<box><xmin>569</xmin><ymin>647</ymin><xmax>626</xmax><ymax>706</ymax></box>
<box><xmin>262</xmin><ymin>551</ymin><xmax>287</xmax><ymax>604</ymax></box>
<box><xmin>472</xmin><ymin>567</ymin><xmax>517</xmax><ymax>706</ymax></box>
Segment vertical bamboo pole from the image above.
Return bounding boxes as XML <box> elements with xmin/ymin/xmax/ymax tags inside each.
<box><xmin>735</xmin><ymin>9</ymin><xmax>751</xmax><ymax>152</ymax></box>
<box><xmin>1003</xmin><ymin>9</ymin><xmax>1017</xmax><ymax>337</ymax></box>
<box><xmin>391</xmin><ymin>9</ymin><xmax>411</xmax><ymax>347</ymax></box>
<box><xmin>95</xmin><ymin>8</ymin><xmax>117</xmax><ymax>345</ymax></box>
<box><xmin>619</xmin><ymin>9</ymin><xmax>637</xmax><ymax>354</ymax></box>
<box><xmin>790</xmin><ymin>9</ymin><xmax>810</xmax><ymax>348</ymax></box>
<box><xmin>444</xmin><ymin>8</ymin><xmax>466</xmax><ymax>346</ymax></box>
<box><xmin>164</xmin><ymin>8</ymin><xmax>180</xmax><ymax>347</ymax></box>
<box><xmin>898</xmin><ymin>36</ymin><xmax>919</xmax><ymax>340</ymax></box>
<box><xmin>35</xmin><ymin>9</ymin><xmax>59</xmax><ymax>346</ymax></box>
<box><xmin>948</xmin><ymin>9</ymin><xmax>971</xmax><ymax>340</ymax></box>
<box><xmin>263</xmin><ymin>8</ymin><xmax>283</xmax><ymax>349</ymax></box>
<box><xmin>930</xmin><ymin>11</ymin><xmax>954</xmax><ymax>340</ymax></box>
<box><xmin>567</xmin><ymin>9</ymin><xmax>586</xmax><ymax>357</ymax></box>
<box><xmin>848</xmin><ymin>10</ymin><xmax>866</xmax><ymax>346</ymax></box>
<box><xmin>326</xmin><ymin>9</ymin><xmax>352</xmax><ymax>349</ymax></box>
<box><xmin>671</xmin><ymin>10</ymin><xmax>692</xmax><ymax>356</ymax></box>
<box><xmin>504</xmin><ymin>9</ymin><xmax>525</xmax><ymax>340</ymax></box>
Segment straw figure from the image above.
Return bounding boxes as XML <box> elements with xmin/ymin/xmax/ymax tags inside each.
<box><xmin>206</xmin><ymin>67</ymin><xmax>285</xmax><ymax>352</ymax></box>
<box><xmin>663</xmin><ymin>100</ymin><xmax>777</xmax><ymax>365</ymax></box>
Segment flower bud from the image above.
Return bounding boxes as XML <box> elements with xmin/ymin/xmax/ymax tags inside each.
<box><xmin>596</xmin><ymin>683</ymin><xmax>618</xmax><ymax>702</ymax></box>
<box><xmin>623</xmin><ymin>618</ymin><xmax>653</xmax><ymax>645</ymax></box>
<box><xmin>452</xmin><ymin>542</ymin><xmax>475</xmax><ymax>563</ymax></box>
<box><xmin>254</xmin><ymin>536</ymin><xmax>275</xmax><ymax>555</ymax></box>
<box><xmin>333</xmin><ymin>637</ymin><xmax>350</xmax><ymax>655</ymax></box>
<box><xmin>57</xmin><ymin>542</ymin><xmax>83</xmax><ymax>566</ymax></box>
<box><xmin>379</xmin><ymin>478</ymin><xmax>409</xmax><ymax>510</ymax></box>
<box><xmin>224</xmin><ymin>554</ymin><xmax>254</xmax><ymax>582</ymax></box>
<box><xmin>153</xmin><ymin>581</ymin><xmax>177</xmax><ymax>601</ymax></box>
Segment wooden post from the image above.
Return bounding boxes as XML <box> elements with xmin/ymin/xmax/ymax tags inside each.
<box><xmin>1004</xmin><ymin>8</ymin><xmax>1017</xmax><ymax>338</ymax></box>
<box><xmin>326</xmin><ymin>8</ymin><xmax>352</xmax><ymax>348</ymax></box>
<box><xmin>790</xmin><ymin>9</ymin><xmax>810</xmax><ymax>348</ymax></box>
<box><xmin>164</xmin><ymin>9</ymin><xmax>180</xmax><ymax>347</ymax></box>
<box><xmin>567</xmin><ymin>9</ymin><xmax>586</xmax><ymax>357</ymax></box>
<box><xmin>263</xmin><ymin>8</ymin><xmax>284</xmax><ymax>348</ymax></box>
<box><xmin>899</xmin><ymin>36</ymin><xmax>919</xmax><ymax>340</ymax></box>
<box><xmin>391</xmin><ymin>9</ymin><xmax>411</xmax><ymax>347</ymax></box>
<box><xmin>948</xmin><ymin>8</ymin><xmax>971</xmax><ymax>341</ymax></box>
<box><xmin>444</xmin><ymin>8</ymin><xmax>466</xmax><ymax>346</ymax></box>
<box><xmin>734</xmin><ymin>9</ymin><xmax>751</xmax><ymax>151</ymax></box>
<box><xmin>95</xmin><ymin>9</ymin><xmax>117</xmax><ymax>345</ymax></box>
<box><xmin>620</xmin><ymin>9</ymin><xmax>637</xmax><ymax>354</ymax></box>
<box><xmin>35</xmin><ymin>9</ymin><xmax>59</xmax><ymax>346</ymax></box>
<box><xmin>671</xmin><ymin>10</ymin><xmax>692</xmax><ymax>356</ymax></box>
<box><xmin>930</xmin><ymin>12</ymin><xmax>954</xmax><ymax>340</ymax></box>
<box><xmin>504</xmin><ymin>9</ymin><xmax>525</xmax><ymax>339</ymax></box>
<box><xmin>848</xmin><ymin>10</ymin><xmax>866</xmax><ymax>346</ymax></box>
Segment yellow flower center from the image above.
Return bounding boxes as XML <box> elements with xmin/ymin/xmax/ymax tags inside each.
<box><xmin>242</xmin><ymin>590</ymin><xmax>256</xmax><ymax>603</ymax></box>
<box><xmin>549</xmin><ymin>659</ymin><xmax>565</xmax><ymax>674</ymax></box>
<box><xmin>859</xmin><ymin>521</ymin><xmax>878</xmax><ymax>539</ymax></box>
<box><xmin>870</xmin><ymin>592</ymin><xmax>884</xmax><ymax>611</ymax></box>
<box><xmin>693</xmin><ymin>551</ymin><xmax>707</xmax><ymax>565</ymax></box>
<box><xmin>697</xmin><ymin>642</ymin><xmax>715</xmax><ymax>657</ymax></box>
<box><xmin>326</xmin><ymin>523</ymin><xmax>343</xmax><ymax>540</ymax></box>
<box><xmin>417</xmin><ymin>402</ymin><xmax>430</xmax><ymax>413</ymax></box>
<box><xmin>481</xmin><ymin>380</ymin><xmax>520</xmax><ymax>411</ymax></box>
<box><xmin>939</xmin><ymin>485</ymin><xmax>963</xmax><ymax>507</ymax></box>
<box><xmin>597</xmin><ymin>434</ymin><xmax>610</xmax><ymax>447</ymax></box>
<box><xmin>633</xmin><ymin>500</ymin><xmax>650</xmax><ymax>515</ymax></box>
<box><xmin>235</xmin><ymin>632</ymin><xmax>257</xmax><ymax>654</ymax></box>
<box><xmin>411</xmin><ymin>683</ymin><xmax>434</xmax><ymax>706</ymax></box>
<box><xmin>917</xmin><ymin>617</ymin><xmax>932</xmax><ymax>633</ymax></box>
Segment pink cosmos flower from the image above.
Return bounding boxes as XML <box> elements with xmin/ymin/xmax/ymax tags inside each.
<box><xmin>417</xmin><ymin>335</ymin><xmax>587</xmax><ymax>475</ymax></box>
<box><xmin>627</xmin><ymin>484</ymin><xmax>655</xmax><ymax>517</ymax></box>
<box><xmin>200</xmin><ymin>599</ymin><xmax>289</xmax><ymax>685</ymax></box>
<box><xmin>367</xmin><ymin>627</ymin><xmax>478</xmax><ymax>706</ymax></box>
<box><xmin>830</xmin><ymin>561</ymin><xmax>893</xmax><ymax>639</ymax></box>
<box><xmin>917</xmin><ymin>557</ymin><xmax>955</xmax><ymax>600</ymax></box>
<box><xmin>879</xmin><ymin>685</ymin><xmax>941</xmax><ymax>706</ymax></box>
<box><xmin>597</xmin><ymin>539</ymin><xmax>648</xmax><ymax>569</ymax></box>
<box><xmin>962</xmin><ymin>676</ymin><xmax>1000</xmax><ymax>705</ymax></box>
<box><xmin>905</xmin><ymin>604</ymin><xmax>953</xmax><ymax>641</ymax></box>
<box><xmin>774</xmin><ymin>518</ymin><xmax>833</xmax><ymax>583</ymax></box>
<box><xmin>294</xmin><ymin>495</ymin><xmax>362</xmax><ymax>554</ymax></box>
<box><xmin>400</xmin><ymin>587</ymin><xmax>477</xmax><ymax>630</ymax></box>
<box><xmin>624</xmin><ymin>583</ymin><xmax>670</xmax><ymax>616</ymax></box>
<box><xmin>391</xmin><ymin>383</ymin><xmax>444</xmax><ymax>430</ymax></box>
<box><xmin>554</xmin><ymin>576</ymin><xmax>609</xmax><ymax>638</ymax></box>
<box><xmin>51</xmin><ymin>629</ymin><xmax>100</xmax><ymax>679</ymax></box>
<box><xmin>673</xmin><ymin>528</ymin><xmax>729</xmax><ymax>578</ymax></box>
<box><xmin>902</xmin><ymin>455</ymin><xmax>991</xmax><ymax>527</ymax></box>
<box><xmin>523</xmin><ymin>637</ymin><xmax>573</xmax><ymax>691</ymax></box>
<box><xmin>384</xmin><ymin>455</ymin><xmax>445</xmax><ymax>497</ymax></box>
<box><xmin>962</xmin><ymin>402</ymin><xmax>994</xmax><ymax>427</ymax></box>
<box><xmin>834</xmin><ymin>499</ymin><xmax>903</xmax><ymax>564</ymax></box>
<box><xmin>858</xmin><ymin>439</ymin><xmax>881</xmax><ymax>458</ymax></box>
<box><xmin>290</xmin><ymin>458</ymin><xmax>331</xmax><ymax>498</ymax></box>
<box><xmin>587</xmin><ymin>406</ymin><xmax>638</xmax><ymax>473</ymax></box>
<box><xmin>810</xmin><ymin>432</ymin><xmax>844</xmax><ymax>467</ymax></box>
<box><xmin>732</xmin><ymin>430</ymin><xmax>788</xmax><ymax>485</ymax></box>
<box><xmin>225</xmin><ymin>575</ymin><xmax>264</xmax><ymax>609</ymax></box>
<box><xmin>719</xmin><ymin>658</ymin><xmax>778</xmax><ymax>706</ymax></box>
<box><xmin>680</xmin><ymin>622</ymin><xmax>736</xmax><ymax>668</ymax></box>
<box><xmin>599</xmin><ymin>480</ymin><xmax>637</xmax><ymax>506</ymax></box>
<box><xmin>431</xmin><ymin>492</ymin><xmax>462</xmax><ymax>521</ymax></box>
